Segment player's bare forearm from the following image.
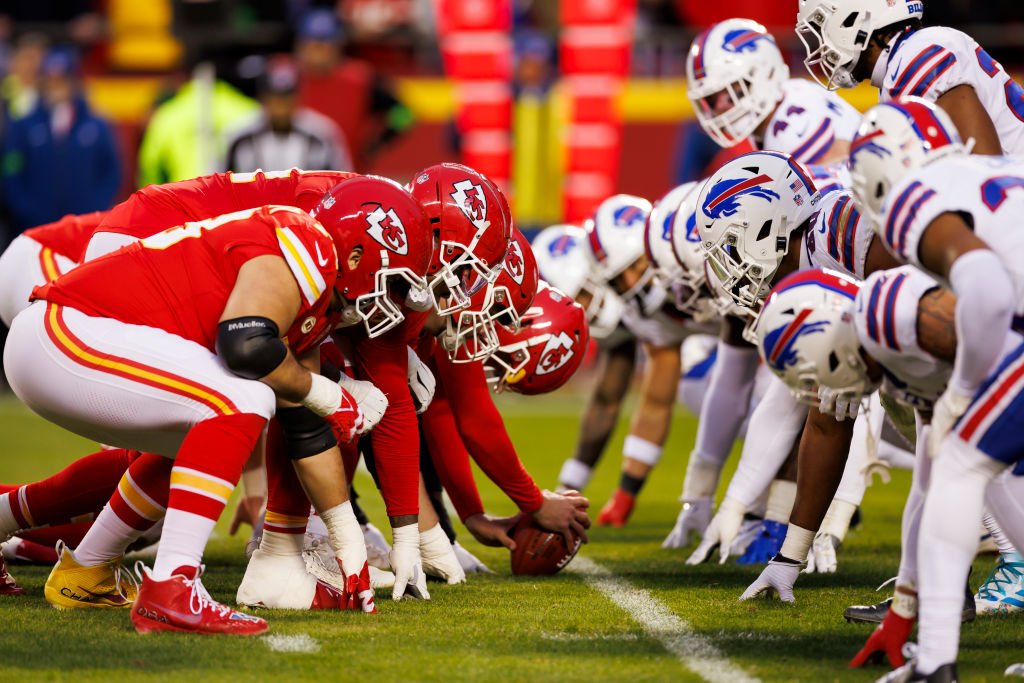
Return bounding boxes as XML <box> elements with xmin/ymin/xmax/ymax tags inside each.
<box><xmin>916</xmin><ymin>286</ymin><xmax>957</xmax><ymax>363</ymax></box>
<box><xmin>627</xmin><ymin>343</ymin><xmax>681</xmax><ymax>445</ymax></box>
<box><xmin>937</xmin><ymin>84</ymin><xmax>1002</xmax><ymax>155</ymax></box>
<box><xmin>788</xmin><ymin>407</ymin><xmax>855</xmax><ymax>531</ymax></box>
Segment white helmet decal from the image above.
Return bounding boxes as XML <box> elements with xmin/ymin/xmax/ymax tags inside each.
<box><xmin>365</xmin><ymin>206</ymin><xmax>409</xmax><ymax>255</ymax></box>
<box><xmin>450</xmin><ymin>179</ymin><xmax>491</xmax><ymax>231</ymax></box>
<box><xmin>504</xmin><ymin>237</ymin><xmax>526</xmax><ymax>286</ymax></box>
<box><xmin>535</xmin><ymin>331</ymin><xmax>576</xmax><ymax>376</ymax></box>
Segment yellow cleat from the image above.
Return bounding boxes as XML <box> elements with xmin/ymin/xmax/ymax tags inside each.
<box><xmin>44</xmin><ymin>542</ymin><xmax>137</xmax><ymax>609</ymax></box>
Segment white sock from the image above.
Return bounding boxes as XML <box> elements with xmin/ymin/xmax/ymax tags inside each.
<box><xmin>896</xmin><ymin>449</ymin><xmax>931</xmax><ymax>590</ymax></box>
<box><xmin>917</xmin><ymin>438</ymin><xmax>1004</xmax><ymax>674</ymax></box>
<box><xmin>765</xmin><ymin>480</ymin><xmax>796</xmax><ymax>524</ymax></box>
<box><xmin>152</xmin><ymin>508</ymin><xmax>216</xmax><ymax>580</ymax></box>
<box><xmin>558</xmin><ymin>459</ymin><xmax>593</xmax><ymax>491</ymax></box>
<box><xmin>321</xmin><ymin>501</ymin><xmax>366</xmax><ymax>575</ymax></box>
<box><xmin>74</xmin><ymin>503</ymin><xmax>140</xmax><ymax>566</ymax></box>
<box><xmin>260</xmin><ymin>528</ymin><xmax>303</xmax><ymax>556</ymax></box>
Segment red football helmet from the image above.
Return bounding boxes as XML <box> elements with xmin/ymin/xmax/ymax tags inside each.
<box><xmin>446</xmin><ymin>227</ymin><xmax>539</xmax><ymax>363</ymax></box>
<box><xmin>483</xmin><ymin>281</ymin><xmax>590</xmax><ymax>395</ymax></box>
<box><xmin>407</xmin><ymin>163</ymin><xmax>513</xmax><ymax>316</ymax></box>
<box><xmin>311</xmin><ymin>175</ymin><xmax>432</xmax><ymax>337</ymax></box>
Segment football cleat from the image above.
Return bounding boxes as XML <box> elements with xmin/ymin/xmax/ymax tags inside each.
<box><xmin>238</xmin><ymin>547</ymin><xmax>329</xmax><ymax>610</ymax></box>
<box><xmin>362</xmin><ymin>522</ymin><xmax>392</xmax><ymax>556</ymax></box>
<box><xmin>44</xmin><ymin>542</ymin><xmax>136</xmax><ymax>609</ymax></box>
<box><xmin>368</xmin><ymin>564</ymin><xmax>396</xmax><ymax>589</ymax></box>
<box><xmin>736</xmin><ymin>520</ymin><xmax>787</xmax><ymax>565</ymax></box>
<box><xmin>974</xmin><ymin>560</ymin><xmax>1024</xmax><ymax>614</ymax></box>
<box><xmin>846</xmin><ymin>583</ymin><xmax>977</xmax><ymax>624</ymax></box>
<box><xmin>597</xmin><ymin>489</ymin><xmax>635</xmax><ymax>528</ymax></box>
<box><xmin>132</xmin><ymin>564</ymin><xmax>268</xmax><ymax>635</ymax></box>
<box><xmin>875</xmin><ymin>660</ymin><xmax>958</xmax><ymax>683</ymax></box>
<box><xmin>0</xmin><ymin>553</ymin><xmax>25</xmax><ymax>596</ymax></box>
<box><xmin>662</xmin><ymin>497</ymin><xmax>713</xmax><ymax>549</ymax></box>
<box><xmin>453</xmin><ymin>541</ymin><xmax>492</xmax><ymax>574</ymax></box>
<box><xmin>1006</xmin><ymin>663</ymin><xmax>1024</xmax><ymax>677</ymax></box>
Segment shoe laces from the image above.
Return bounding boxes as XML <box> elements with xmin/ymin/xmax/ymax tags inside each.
<box><xmin>977</xmin><ymin>560</ymin><xmax>1024</xmax><ymax>599</ymax></box>
<box><xmin>113</xmin><ymin>559</ymin><xmax>139</xmax><ymax>600</ymax></box>
<box><xmin>183</xmin><ymin>566</ymin><xmax>233</xmax><ymax>619</ymax></box>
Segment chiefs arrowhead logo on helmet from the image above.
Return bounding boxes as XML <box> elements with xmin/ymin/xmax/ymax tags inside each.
<box><xmin>535</xmin><ymin>331</ymin><xmax>576</xmax><ymax>376</ymax></box>
<box><xmin>504</xmin><ymin>237</ymin><xmax>525</xmax><ymax>286</ymax></box>
<box><xmin>364</xmin><ymin>205</ymin><xmax>409</xmax><ymax>256</ymax></box>
<box><xmin>450</xmin><ymin>179</ymin><xmax>491</xmax><ymax>231</ymax></box>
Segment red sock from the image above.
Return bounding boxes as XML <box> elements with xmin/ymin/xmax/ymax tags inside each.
<box><xmin>3</xmin><ymin>449</ymin><xmax>138</xmax><ymax>529</ymax></box>
<box><xmin>108</xmin><ymin>452</ymin><xmax>173</xmax><ymax>532</ymax></box>
<box><xmin>18</xmin><ymin>521</ymin><xmax>94</xmax><ymax>548</ymax></box>
<box><xmin>168</xmin><ymin>414</ymin><xmax>266</xmax><ymax>522</ymax></box>
<box><xmin>263</xmin><ymin>418</ymin><xmax>311</xmax><ymax>536</ymax></box>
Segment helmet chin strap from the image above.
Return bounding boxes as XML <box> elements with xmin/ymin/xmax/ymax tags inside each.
<box><xmin>439</xmin><ymin>316</ymin><xmax>459</xmax><ymax>352</ymax></box>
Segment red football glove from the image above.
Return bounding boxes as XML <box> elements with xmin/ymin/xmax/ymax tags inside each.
<box><xmin>849</xmin><ymin>611</ymin><xmax>915</xmax><ymax>668</ymax></box>
<box><xmin>338</xmin><ymin>560</ymin><xmax>376</xmax><ymax>613</ymax></box>
<box><xmin>325</xmin><ymin>388</ymin><xmax>365</xmax><ymax>444</ymax></box>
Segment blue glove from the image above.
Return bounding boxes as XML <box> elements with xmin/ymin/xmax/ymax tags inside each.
<box><xmin>736</xmin><ymin>520</ymin><xmax>787</xmax><ymax>565</ymax></box>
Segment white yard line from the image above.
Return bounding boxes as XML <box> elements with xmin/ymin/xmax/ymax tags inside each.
<box><xmin>569</xmin><ymin>556</ymin><xmax>759</xmax><ymax>683</ymax></box>
<box><xmin>263</xmin><ymin>633</ymin><xmax>321</xmax><ymax>654</ymax></box>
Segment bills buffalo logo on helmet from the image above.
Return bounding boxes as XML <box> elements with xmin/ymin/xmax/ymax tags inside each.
<box><xmin>536</xmin><ymin>331</ymin><xmax>576</xmax><ymax>376</ymax></box>
<box><xmin>660</xmin><ymin>209</ymin><xmax>679</xmax><ymax>243</ymax></box>
<box><xmin>721</xmin><ymin>29</ymin><xmax>774</xmax><ymax>54</ymax></box>
<box><xmin>504</xmin><ymin>238</ymin><xmax>525</xmax><ymax>285</ymax></box>
<box><xmin>684</xmin><ymin>211</ymin><xmax>700</xmax><ymax>243</ymax></box>
<box><xmin>702</xmin><ymin>174</ymin><xmax>780</xmax><ymax>220</ymax></box>
<box><xmin>548</xmin><ymin>233</ymin><xmax>577</xmax><ymax>257</ymax></box>
<box><xmin>849</xmin><ymin>129</ymin><xmax>892</xmax><ymax>160</ymax></box>
<box><xmin>450</xmin><ymin>179</ymin><xmax>490</xmax><ymax>230</ymax></box>
<box><xmin>612</xmin><ymin>205</ymin><xmax>646</xmax><ymax>229</ymax></box>
<box><xmin>762</xmin><ymin>309</ymin><xmax>829</xmax><ymax>372</ymax></box>
<box><xmin>364</xmin><ymin>205</ymin><xmax>409</xmax><ymax>255</ymax></box>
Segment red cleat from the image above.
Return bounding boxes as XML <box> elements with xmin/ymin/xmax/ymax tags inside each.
<box><xmin>131</xmin><ymin>564</ymin><xmax>268</xmax><ymax>636</ymax></box>
<box><xmin>597</xmin><ymin>489</ymin><xmax>635</xmax><ymax>528</ymax></box>
<box><xmin>0</xmin><ymin>554</ymin><xmax>26</xmax><ymax>596</ymax></box>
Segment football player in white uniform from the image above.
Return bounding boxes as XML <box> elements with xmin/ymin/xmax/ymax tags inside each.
<box><xmin>796</xmin><ymin>0</ymin><xmax>1024</xmax><ymax>156</ymax></box>
<box><xmin>849</xmin><ymin>97</ymin><xmax>1024</xmax><ymax>681</ymax></box>
<box><xmin>686</xmin><ymin>151</ymin><xmax>904</xmax><ymax>574</ymax></box>
<box><xmin>687</xmin><ymin>18</ymin><xmax>861</xmax><ymax>165</ymax></box>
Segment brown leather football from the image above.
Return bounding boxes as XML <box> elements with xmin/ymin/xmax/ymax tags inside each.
<box><xmin>509</xmin><ymin>517</ymin><xmax>581</xmax><ymax>575</ymax></box>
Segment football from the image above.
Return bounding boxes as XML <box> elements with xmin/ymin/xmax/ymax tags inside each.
<box><xmin>509</xmin><ymin>516</ymin><xmax>581</xmax><ymax>575</ymax></box>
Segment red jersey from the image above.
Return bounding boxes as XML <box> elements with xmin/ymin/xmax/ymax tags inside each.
<box><xmin>23</xmin><ymin>211</ymin><xmax>109</xmax><ymax>263</ymax></box>
<box><xmin>96</xmin><ymin>169</ymin><xmax>359</xmax><ymax>239</ymax></box>
<box><xmin>36</xmin><ymin>205</ymin><xmax>339</xmax><ymax>354</ymax></box>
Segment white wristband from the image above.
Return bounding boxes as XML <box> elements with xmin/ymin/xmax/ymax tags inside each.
<box><xmin>779</xmin><ymin>523</ymin><xmax>814</xmax><ymax>562</ymax></box>
<box><xmin>623</xmin><ymin>435</ymin><xmax>664</xmax><ymax>467</ymax></box>
<box><xmin>301</xmin><ymin>373</ymin><xmax>343</xmax><ymax>417</ymax></box>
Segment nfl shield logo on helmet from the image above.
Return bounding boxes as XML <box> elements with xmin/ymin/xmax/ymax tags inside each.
<box><xmin>450</xmin><ymin>179</ymin><xmax>491</xmax><ymax>231</ymax></box>
<box><xmin>535</xmin><ymin>331</ymin><xmax>576</xmax><ymax>376</ymax></box>
<box><xmin>504</xmin><ymin>238</ymin><xmax>526</xmax><ymax>285</ymax></box>
<box><xmin>364</xmin><ymin>206</ymin><xmax>409</xmax><ymax>255</ymax></box>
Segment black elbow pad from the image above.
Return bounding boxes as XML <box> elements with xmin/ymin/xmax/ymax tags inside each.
<box><xmin>216</xmin><ymin>316</ymin><xmax>288</xmax><ymax>380</ymax></box>
<box><xmin>276</xmin><ymin>406</ymin><xmax>337</xmax><ymax>459</ymax></box>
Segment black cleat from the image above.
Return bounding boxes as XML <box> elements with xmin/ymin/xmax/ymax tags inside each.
<box><xmin>877</xmin><ymin>661</ymin><xmax>958</xmax><ymax>682</ymax></box>
<box><xmin>846</xmin><ymin>583</ymin><xmax>976</xmax><ymax>624</ymax></box>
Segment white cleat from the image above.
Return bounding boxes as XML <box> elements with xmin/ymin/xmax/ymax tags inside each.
<box><xmin>368</xmin><ymin>564</ymin><xmax>396</xmax><ymax>589</ymax></box>
<box><xmin>362</xmin><ymin>522</ymin><xmax>391</xmax><ymax>555</ymax></box>
<box><xmin>662</xmin><ymin>497</ymin><xmax>713</xmax><ymax>549</ymax></box>
<box><xmin>974</xmin><ymin>559</ymin><xmax>1024</xmax><ymax>614</ymax></box>
<box><xmin>453</xmin><ymin>541</ymin><xmax>492</xmax><ymax>574</ymax></box>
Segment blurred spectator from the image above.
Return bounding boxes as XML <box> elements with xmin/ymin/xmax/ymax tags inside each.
<box><xmin>1</xmin><ymin>47</ymin><xmax>120</xmax><ymax>233</ymax></box>
<box><xmin>294</xmin><ymin>8</ymin><xmax>412</xmax><ymax>170</ymax></box>
<box><xmin>223</xmin><ymin>56</ymin><xmax>351</xmax><ymax>173</ymax></box>
<box><xmin>136</xmin><ymin>62</ymin><xmax>259</xmax><ymax>186</ymax></box>
<box><xmin>1</xmin><ymin>33</ymin><xmax>47</xmax><ymax>121</ymax></box>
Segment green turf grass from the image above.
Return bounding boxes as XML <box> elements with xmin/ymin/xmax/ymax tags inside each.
<box><xmin>1</xmin><ymin>391</ymin><xmax>1022</xmax><ymax>681</ymax></box>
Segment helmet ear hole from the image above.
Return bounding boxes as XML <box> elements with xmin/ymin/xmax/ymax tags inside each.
<box><xmin>828</xmin><ymin>351</ymin><xmax>840</xmax><ymax>372</ymax></box>
<box><xmin>874</xmin><ymin>182</ymin><xmax>886</xmax><ymax>200</ymax></box>
<box><xmin>756</xmin><ymin>220</ymin><xmax>773</xmax><ymax>242</ymax></box>
<box><xmin>841</xmin><ymin>12</ymin><xmax>858</xmax><ymax>28</ymax></box>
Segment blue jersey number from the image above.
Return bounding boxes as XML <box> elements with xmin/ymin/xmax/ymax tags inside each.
<box><xmin>976</xmin><ymin>47</ymin><xmax>1024</xmax><ymax>122</ymax></box>
<box><xmin>981</xmin><ymin>175</ymin><xmax>1024</xmax><ymax>212</ymax></box>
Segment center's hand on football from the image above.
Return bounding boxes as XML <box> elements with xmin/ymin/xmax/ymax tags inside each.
<box><xmin>532</xmin><ymin>489</ymin><xmax>591</xmax><ymax>546</ymax></box>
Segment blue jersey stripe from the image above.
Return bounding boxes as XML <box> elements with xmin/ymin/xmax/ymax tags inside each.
<box><xmin>891</xmin><ymin>45</ymin><xmax>943</xmax><ymax>98</ymax></box>
<box><xmin>882</xmin><ymin>273</ymin><xmax>906</xmax><ymax>350</ymax></box>
<box><xmin>791</xmin><ymin>120</ymin><xmax>831</xmax><ymax>162</ymax></box>
<box><xmin>842</xmin><ymin>203</ymin><xmax>860</xmax><ymax>271</ymax></box>
<box><xmin>909</xmin><ymin>53</ymin><xmax>956</xmax><ymax>97</ymax></box>
<box><xmin>885</xmin><ymin>181</ymin><xmax>922</xmax><ymax>251</ymax></box>
<box><xmin>896</xmin><ymin>188</ymin><xmax>936</xmax><ymax>254</ymax></box>
<box><xmin>866</xmin><ymin>279</ymin><xmax>883</xmax><ymax>342</ymax></box>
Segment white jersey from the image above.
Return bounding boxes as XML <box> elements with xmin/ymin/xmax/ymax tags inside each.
<box><xmin>808</xmin><ymin>163</ymin><xmax>851</xmax><ymax>198</ymax></box>
<box><xmin>761</xmin><ymin>79</ymin><xmax>861</xmax><ymax>164</ymax></box>
<box><xmin>855</xmin><ymin>266</ymin><xmax>948</xmax><ymax>410</ymax></box>
<box><xmin>802</xmin><ymin>190</ymin><xmax>872</xmax><ymax>280</ymax></box>
<box><xmin>874</xmin><ymin>26</ymin><xmax>1024</xmax><ymax>155</ymax></box>
<box><xmin>880</xmin><ymin>154</ymin><xmax>1024</xmax><ymax>319</ymax></box>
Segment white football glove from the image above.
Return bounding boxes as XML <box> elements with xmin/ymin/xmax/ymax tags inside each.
<box><xmin>803</xmin><ymin>531</ymin><xmax>839</xmax><ymax>574</ymax></box>
<box><xmin>419</xmin><ymin>524</ymin><xmax>465</xmax><ymax>585</ymax></box>
<box><xmin>662</xmin><ymin>497</ymin><xmax>713</xmax><ymax>549</ymax></box>
<box><xmin>928</xmin><ymin>387</ymin><xmax>973</xmax><ymax>458</ymax></box>
<box><xmin>817</xmin><ymin>386</ymin><xmax>863</xmax><ymax>422</ymax></box>
<box><xmin>739</xmin><ymin>558</ymin><xmax>803</xmax><ymax>602</ymax></box>
<box><xmin>337</xmin><ymin>373</ymin><xmax>388</xmax><ymax>434</ymax></box>
<box><xmin>407</xmin><ymin>346</ymin><xmax>436</xmax><ymax>415</ymax></box>
<box><xmin>686</xmin><ymin>496</ymin><xmax>745</xmax><ymax>565</ymax></box>
<box><xmin>390</xmin><ymin>524</ymin><xmax>430</xmax><ymax>601</ymax></box>
<box><xmin>453</xmin><ymin>541</ymin><xmax>492</xmax><ymax>574</ymax></box>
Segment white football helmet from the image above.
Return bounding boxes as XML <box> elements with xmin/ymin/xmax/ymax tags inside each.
<box><xmin>584</xmin><ymin>194</ymin><xmax>654</xmax><ymax>287</ymax></box>
<box><xmin>646</xmin><ymin>181</ymin><xmax>717</xmax><ymax>322</ymax></box>
<box><xmin>695</xmin><ymin>151</ymin><xmax>821</xmax><ymax>318</ymax></box>
<box><xmin>796</xmin><ymin>0</ymin><xmax>923</xmax><ymax>90</ymax></box>
<box><xmin>756</xmin><ymin>268</ymin><xmax>877</xmax><ymax>406</ymax></box>
<box><xmin>687</xmin><ymin>19</ymin><xmax>789</xmax><ymax>147</ymax></box>
<box><xmin>532</xmin><ymin>223</ymin><xmax>625</xmax><ymax>341</ymax></box>
<box><xmin>849</xmin><ymin>97</ymin><xmax>969</xmax><ymax>231</ymax></box>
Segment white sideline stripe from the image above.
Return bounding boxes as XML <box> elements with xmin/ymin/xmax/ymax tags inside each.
<box><xmin>264</xmin><ymin>633</ymin><xmax>320</xmax><ymax>653</ymax></box>
<box><xmin>569</xmin><ymin>556</ymin><xmax>758</xmax><ymax>683</ymax></box>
